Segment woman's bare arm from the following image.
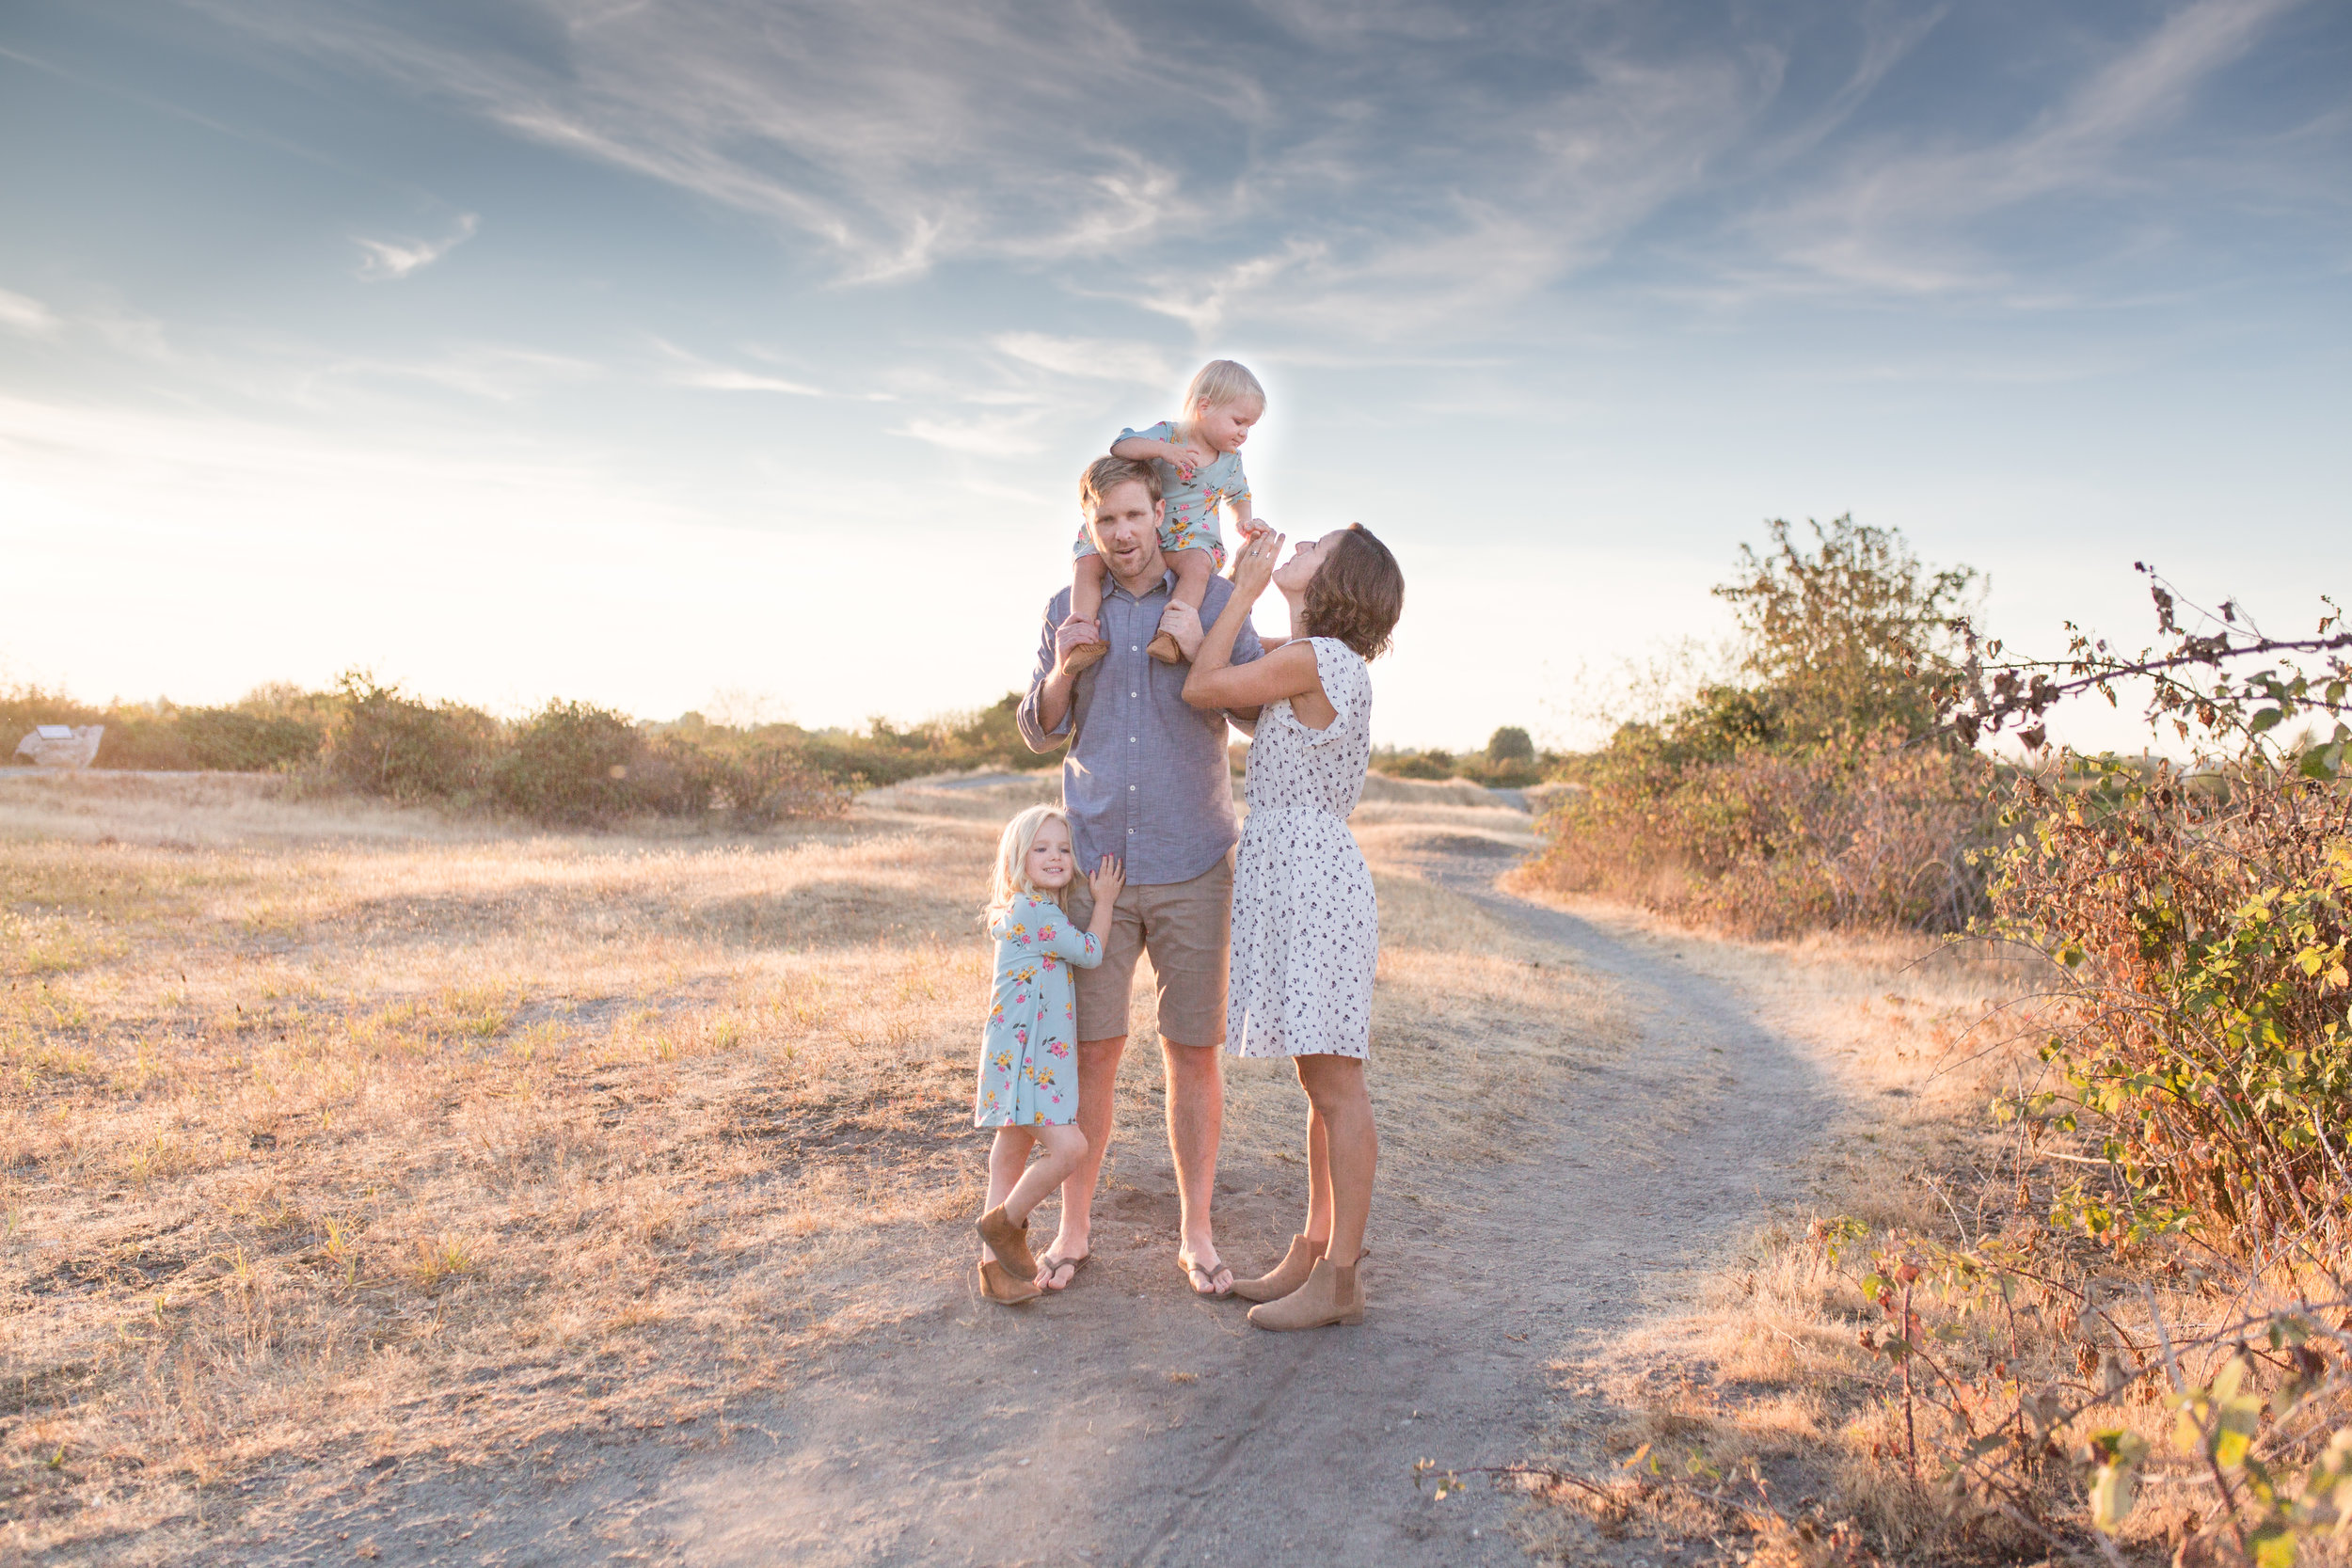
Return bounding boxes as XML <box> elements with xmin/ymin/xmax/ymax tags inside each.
<box><xmin>1183</xmin><ymin>529</ymin><xmax>1325</xmax><ymax>713</ymax></box>
<box><xmin>1185</xmin><ymin>640</ymin><xmax>1317</xmax><ymax>709</ymax></box>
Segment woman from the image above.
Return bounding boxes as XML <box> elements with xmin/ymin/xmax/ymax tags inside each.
<box><xmin>1181</xmin><ymin>522</ymin><xmax>1405</xmax><ymax>1331</ymax></box>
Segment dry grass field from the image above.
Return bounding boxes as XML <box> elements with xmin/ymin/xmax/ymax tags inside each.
<box><xmin>0</xmin><ymin>768</ymin><xmax>1613</xmax><ymax>1562</ymax></box>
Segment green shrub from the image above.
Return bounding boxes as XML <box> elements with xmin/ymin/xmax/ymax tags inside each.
<box><xmin>1387</xmin><ymin>749</ymin><xmax>1455</xmax><ymax>781</ymax></box>
<box><xmin>1528</xmin><ymin>517</ymin><xmax>1994</xmax><ymax>934</ymax></box>
<box><xmin>1486</xmin><ymin>726</ymin><xmax>1534</xmax><ymax>764</ymax></box>
<box><xmin>178</xmin><ymin>708</ymin><xmax>324</xmax><ymax>771</ymax></box>
<box><xmin>321</xmin><ymin>673</ymin><xmax>500</xmax><ymax>803</ymax></box>
<box><xmin>645</xmin><ymin>732</ymin><xmax>847</xmax><ymax>826</ymax></box>
<box><xmin>494</xmin><ymin>700</ymin><xmax>642</xmax><ymax>826</ymax></box>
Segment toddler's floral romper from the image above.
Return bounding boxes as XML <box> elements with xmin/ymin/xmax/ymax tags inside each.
<box><xmin>1071</xmin><ymin>420</ymin><xmax>1250</xmax><ymax>572</ymax></box>
<box><xmin>973</xmin><ymin>892</ymin><xmax>1101</xmax><ymax>1128</ymax></box>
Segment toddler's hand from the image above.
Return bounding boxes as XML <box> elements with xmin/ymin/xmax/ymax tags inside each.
<box><xmin>1230</xmin><ymin>529</ymin><xmax>1283</xmax><ymax>602</ymax></box>
<box><xmin>1088</xmin><ymin>855</ymin><xmax>1125</xmax><ymax>906</ymax></box>
<box><xmin>1157</xmin><ymin>599</ymin><xmax>1205</xmax><ymax>661</ymax></box>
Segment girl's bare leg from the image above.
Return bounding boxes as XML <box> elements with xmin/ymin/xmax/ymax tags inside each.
<box><xmin>980</xmin><ymin>1129</ymin><xmax>1034</xmax><ymax>1262</ymax></box>
<box><xmin>1149</xmin><ymin>547</ymin><xmax>1216</xmax><ymax>661</ymax></box>
<box><xmin>1071</xmin><ymin>553</ymin><xmax>1108</xmax><ymax>627</ymax></box>
<box><xmin>1168</xmin><ymin>546</ymin><xmax>1213</xmax><ymax>611</ymax></box>
<box><xmin>1295</xmin><ymin>1055</ymin><xmax>1375</xmax><ymax>1265</ymax></box>
<box><xmin>1303</xmin><ymin>1097</ymin><xmax>1334</xmax><ymax>1250</ymax></box>
<box><xmin>1002</xmin><ymin>1124</ymin><xmax>1088</xmax><ymax>1227</ymax></box>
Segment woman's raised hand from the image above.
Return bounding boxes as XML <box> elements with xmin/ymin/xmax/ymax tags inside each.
<box><xmin>1088</xmin><ymin>855</ymin><xmax>1125</xmax><ymax>906</ymax></box>
<box><xmin>1229</xmin><ymin>529</ymin><xmax>1284</xmax><ymax>602</ymax></box>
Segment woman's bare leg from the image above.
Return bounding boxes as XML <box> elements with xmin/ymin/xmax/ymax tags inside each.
<box><xmin>1303</xmin><ymin>1097</ymin><xmax>1334</xmax><ymax>1250</ymax></box>
<box><xmin>1295</xmin><ymin>1055</ymin><xmax>1375</xmax><ymax>1265</ymax></box>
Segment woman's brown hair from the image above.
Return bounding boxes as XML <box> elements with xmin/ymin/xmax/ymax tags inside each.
<box><xmin>1300</xmin><ymin>524</ymin><xmax>1405</xmax><ymax>661</ymax></box>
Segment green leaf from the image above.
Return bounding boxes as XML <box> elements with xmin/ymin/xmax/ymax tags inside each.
<box><xmin>2250</xmin><ymin>707</ymin><xmax>2286</xmax><ymax>735</ymax></box>
<box><xmin>2090</xmin><ymin>1461</ymin><xmax>2137</xmax><ymax>1531</ymax></box>
<box><xmin>2252</xmin><ymin>1525</ymin><xmax>2297</xmax><ymax>1568</ymax></box>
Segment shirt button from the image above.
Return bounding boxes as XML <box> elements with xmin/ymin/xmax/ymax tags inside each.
<box><xmin>1131</xmin><ymin>645</ymin><xmax>1138</xmax><ymax>652</ymax></box>
<box><xmin>1130</xmin><ymin>784</ymin><xmax>1136</xmax><ymax>791</ymax></box>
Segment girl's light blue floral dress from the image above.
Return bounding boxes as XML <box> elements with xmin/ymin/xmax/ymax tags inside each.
<box><xmin>1072</xmin><ymin>420</ymin><xmax>1250</xmax><ymax>567</ymax></box>
<box><xmin>974</xmin><ymin>892</ymin><xmax>1102</xmax><ymax>1128</ymax></box>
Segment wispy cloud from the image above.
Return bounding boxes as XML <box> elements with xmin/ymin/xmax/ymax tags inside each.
<box><xmin>650</xmin><ymin>339</ymin><xmax>823</xmax><ymax>396</ymax></box>
<box><xmin>354</xmin><ymin>213</ymin><xmax>478</xmax><ymax>280</ymax></box>
<box><xmin>1741</xmin><ymin>0</ymin><xmax>2310</xmax><ymax>296</ymax></box>
<box><xmin>991</xmin><ymin>334</ymin><xmax>1172</xmax><ymax>388</ymax></box>
<box><xmin>0</xmin><ymin>286</ymin><xmax>60</xmax><ymax>337</ymax></box>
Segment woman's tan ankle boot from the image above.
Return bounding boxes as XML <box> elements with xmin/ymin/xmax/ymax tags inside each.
<box><xmin>1232</xmin><ymin>1234</ymin><xmax>1324</xmax><ymax>1303</ymax></box>
<box><xmin>1246</xmin><ymin>1258</ymin><xmax>1363</xmax><ymax>1331</ymax></box>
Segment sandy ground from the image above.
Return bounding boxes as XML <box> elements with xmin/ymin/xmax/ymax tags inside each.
<box><xmin>168</xmin><ymin>833</ymin><xmax>1840</xmax><ymax>1568</ymax></box>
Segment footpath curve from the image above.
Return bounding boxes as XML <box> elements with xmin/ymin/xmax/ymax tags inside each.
<box><xmin>230</xmin><ymin>844</ymin><xmax>1836</xmax><ymax>1568</ymax></box>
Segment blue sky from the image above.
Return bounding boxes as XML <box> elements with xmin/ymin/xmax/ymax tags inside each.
<box><xmin>2</xmin><ymin>0</ymin><xmax>2344</xmax><ymax>750</ymax></box>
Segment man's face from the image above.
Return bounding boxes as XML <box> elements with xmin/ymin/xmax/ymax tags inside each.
<box><xmin>1084</xmin><ymin>481</ymin><xmax>1165</xmax><ymax>581</ymax></box>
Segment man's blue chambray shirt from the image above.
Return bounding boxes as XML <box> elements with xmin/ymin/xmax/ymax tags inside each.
<box><xmin>1017</xmin><ymin>569</ymin><xmax>1264</xmax><ymax>886</ymax></box>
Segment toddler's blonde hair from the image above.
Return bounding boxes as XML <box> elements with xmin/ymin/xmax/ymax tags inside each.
<box><xmin>1184</xmin><ymin>359</ymin><xmax>1264</xmax><ymax>415</ymax></box>
<box><xmin>988</xmin><ymin>804</ymin><xmax>1076</xmax><ymax>919</ymax></box>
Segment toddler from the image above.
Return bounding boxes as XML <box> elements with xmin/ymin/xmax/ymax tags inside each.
<box><xmin>1063</xmin><ymin>358</ymin><xmax>1265</xmax><ymax>668</ymax></box>
<box><xmin>973</xmin><ymin>804</ymin><xmax>1123</xmax><ymax>1304</ymax></box>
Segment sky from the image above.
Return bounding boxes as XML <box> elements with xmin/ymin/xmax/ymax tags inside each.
<box><xmin>1</xmin><ymin>0</ymin><xmax>2345</xmax><ymax>752</ymax></box>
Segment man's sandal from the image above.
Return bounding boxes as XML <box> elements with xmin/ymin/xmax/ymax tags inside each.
<box><xmin>1037</xmin><ymin>1253</ymin><xmax>1090</xmax><ymax>1291</ymax></box>
<box><xmin>1178</xmin><ymin>1253</ymin><xmax>1233</xmax><ymax>1297</ymax></box>
<box><xmin>977</xmin><ymin>1259</ymin><xmax>1041</xmax><ymax>1305</ymax></box>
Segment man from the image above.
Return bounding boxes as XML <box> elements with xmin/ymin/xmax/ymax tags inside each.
<box><xmin>1017</xmin><ymin>454</ymin><xmax>1263</xmax><ymax>1295</ymax></box>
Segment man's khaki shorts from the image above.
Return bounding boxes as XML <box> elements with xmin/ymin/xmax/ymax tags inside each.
<box><xmin>1063</xmin><ymin>851</ymin><xmax>1232</xmax><ymax>1047</ymax></box>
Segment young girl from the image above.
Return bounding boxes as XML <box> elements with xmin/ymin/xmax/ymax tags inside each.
<box><xmin>973</xmin><ymin>804</ymin><xmax>1123</xmax><ymax>1304</ymax></box>
<box><xmin>1061</xmin><ymin>359</ymin><xmax>1265</xmax><ymax>670</ymax></box>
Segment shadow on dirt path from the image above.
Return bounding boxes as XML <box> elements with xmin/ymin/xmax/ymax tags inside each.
<box><xmin>221</xmin><ymin>847</ymin><xmax>1837</xmax><ymax>1568</ymax></box>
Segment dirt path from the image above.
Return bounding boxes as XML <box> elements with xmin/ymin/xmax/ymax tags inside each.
<box><xmin>221</xmin><ymin>847</ymin><xmax>1836</xmax><ymax>1567</ymax></box>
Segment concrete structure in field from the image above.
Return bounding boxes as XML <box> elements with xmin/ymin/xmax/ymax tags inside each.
<box><xmin>12</xmin><ymin>724</ymin><xmax>103</xmax><ymax>768</ymax></box>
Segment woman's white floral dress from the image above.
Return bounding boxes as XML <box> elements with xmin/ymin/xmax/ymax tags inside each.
<box><xmin>974</xmin><ymin>892</ymin><xmax>1101</xmax><ymax>1127</ymax></box>
<box><xmin>1228</xmin><ymin>637</ymin><xmax>1377</xmax><ymax>1059</ymax></box>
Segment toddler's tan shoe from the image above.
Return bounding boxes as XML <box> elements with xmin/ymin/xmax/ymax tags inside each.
<box><xmin>1146</xmin><ymin>631</ymin><xmax>1184</xmax><ymax>665</ymax></box>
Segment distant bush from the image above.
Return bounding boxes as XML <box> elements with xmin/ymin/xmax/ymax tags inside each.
<box><xmin>1486</xmin><ymin>725</ymin><xmax>1534</xmax><ymax>764</ymax></box>
<box><xmin>1371</xmin><ymin>734</ymin><xmax>1555</xmax><ymax>789</ymax></box>
<box><xmin>7</xmin><ymin>673</ymin><xmax>1041</xmax><ymax>827</ymax></box>
<box><xmin>1525</xmin><ymin>515</ymin><xmax>1995</xmax><ymax>935</ymax></box>
<box><xmin>495</xmin><ymin>701</ymin><xmax>642</xmax><ymax>825</ymax></box>
<box><xmin>647</xmin><ymin>732</ymin><xmax>847</xmax><ymax>827</ymax></box>
<box><xmin>321</xmin><ymin>674</ymin><xmax>501</xmax><ymax>804</ymax></box>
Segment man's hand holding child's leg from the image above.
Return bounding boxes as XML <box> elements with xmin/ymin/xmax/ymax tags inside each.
<box><xmin>1148</xmin><ymin>546</ymin><xmax>1215</xmax><ymax>665</ymax></box>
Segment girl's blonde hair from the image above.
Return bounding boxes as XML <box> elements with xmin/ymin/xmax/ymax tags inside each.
<box><xmin>1184</xmin><ymin>358</ymin><xmax>1264</xmax><ymax>415</ymax></box>
<box><xmin>988</xmin><ymin>804</ymin><xmax>1076</xmax><ymax>919</ymax></box>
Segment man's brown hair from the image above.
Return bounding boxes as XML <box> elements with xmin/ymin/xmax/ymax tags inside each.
<box><xmin>1078</xmin><ymin>454</ymin><xmax>1161</xmax><ymax>512</ymax></box>
<box><xmin>1300</xmin><ymin>525</ymin><xmax>1405</xmax><ymax>661</ymax></box>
